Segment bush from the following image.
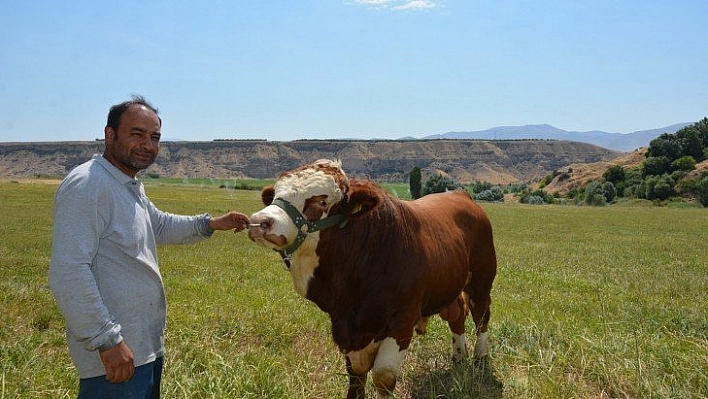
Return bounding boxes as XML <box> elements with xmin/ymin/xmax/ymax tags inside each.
<box><xmin>470</xmin><ymin>181</ymin><xmax>492</xmax><ymax>194</ymax></box>
<box><xmin>603</xmin><ymin>165</ymin><xmax>626</xmax><ymax>184</ymax></box>
<box><xmin>507</xmin><ymin>183</ymin><xmax>528</xmax><ymax>193</ymax></box>
<box><xmin>643</xmin><ymin>156</ymin><xmax>670</xmax><ymax>177</ymax></box>
<box><xmin>671</xmin><ymin>155</ymin><xmax>696</xmax><ymax>172</ymax></box>
<box><xmin>566</xmin><ymin>188</ymin><xmax>581</xmax><ymax>199</ymax></box>
<box><xmin>699</xmin><ymin>176</ymin><xmax>708</xmax><ymax>207</ymax></box>
<box><xmin>583</xmin><ymin>181</ymin><xmax>614</xmax><ymax>206</ymax></box>
<box><xmin>475</xmin><ymin>187</ymin><xmax>505</xmax><ymax>202</ymax></box>
<box><xmin>601</xmin><ymin>182</ymin><xmax>617</xmax><ymax>202</ymax></box>
<box><xmin>538</xmin><ymin>173</ymin><xmax>554</xmax><ymax>188</ymax></box>
<box><xmin>643</xmin><ymin>174</ymin><xmax>675</xmax><ymax>201</ymax></box>
<box><xmin>422</xmin><ymin>174</ymin><xmax>465</xmax><ymax>196</ymax></box>
<box><xmin>525</xmin><ymin>195</ymin><xmax>546</xmax><ymax>205</ymax></box>
<box><xmin>519</xmin><ymin>189</ymin><xmax>552</xmax><ymax>204</ymax></box>
<box><xmin>585</xmin><ymin>194</ymin><xmax>607</xmax><ymax>206</ymax></box>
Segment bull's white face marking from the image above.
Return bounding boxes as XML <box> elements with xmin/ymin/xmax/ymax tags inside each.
<box><xmin>273</xmin><ymin>164</ymin><xmax>345</xmax><ymax>213</ymax></box>
<box><xmin>474</xmin><ymin>331</ymin><xmax>489</xmax><ymax>358</ymax></box>
<box><xmin>249</xmin><ymin>160</ymin><xmax>347</xmax><ymax>297</ymax></box>
<box><xmin>451</xmin><ymin>332</ymin><xmax>468</xmax><ymax>362</ymax></box>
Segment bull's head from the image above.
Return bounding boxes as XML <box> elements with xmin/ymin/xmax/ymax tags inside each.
<box><xmin>248</xmin><ymin>159</ymin><xmax>351</xmax><ymax>266</ymax></box>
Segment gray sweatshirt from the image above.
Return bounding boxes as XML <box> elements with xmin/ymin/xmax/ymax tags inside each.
<box><xmin>49</xmin><ymin>154</ymin><xmax>213</xmax><ymax>378</ymax></box>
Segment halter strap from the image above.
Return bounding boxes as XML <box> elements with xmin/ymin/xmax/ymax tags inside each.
<box><xmin>271</xmin><ymin>197</ymin><xmax>345</xmax><ymax>269</ymax></box>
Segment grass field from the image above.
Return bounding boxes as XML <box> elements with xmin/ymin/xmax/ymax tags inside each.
<box><xmin>1</xmin><ymin>181</ymin><xmax>706</xmax><ymax>398</ymax></box>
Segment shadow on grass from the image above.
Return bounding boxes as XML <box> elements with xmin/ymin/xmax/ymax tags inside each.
<box><xmin>409</xmin><ymin>358</ymin><xmax>503</xmax><ymax>399</ymax></box>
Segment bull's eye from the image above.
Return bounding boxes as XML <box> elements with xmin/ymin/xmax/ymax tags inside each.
<box><xmin>320</xmin><ymin>200</ymin><xmax>327</xmax><ymax>207</ymax></box>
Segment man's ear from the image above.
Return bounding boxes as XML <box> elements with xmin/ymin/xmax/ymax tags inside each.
<box><xmin>104</xmin><ymin>126</ymin><xmax>114</xmax><ymax>141</ymax></box>
<box><xmin>261</xmin><ymin>185</ymin><xmax>275</xmax><ymax>206</ymax></box>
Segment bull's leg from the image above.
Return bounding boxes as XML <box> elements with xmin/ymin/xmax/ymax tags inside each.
<box><xmin>346</xmin><ymin>341</ymin><xmax>380</xmax><ymax>399</ymax></box>
<box><xmin>345</xmin><ymin>356</ymin><xmax>367</xmax><ymax>399</ymax></box>
<box><xmin>371</xmin><ymin>337</ymin><xmax>407</xmax><ymax>398</ymax></box>
<box><xmin>467</xmin><ymin>288</ymin><xmax>492</xmax><ymax>358</ymax></box>
<box><xmin>467</xmin><ymin>241</ymin><xmax>496</xmax><ymax>359</ymax></box>
<box><xmin>441</xmin><ymin>294</ymin><xmax>469</xmax><ymax>362</ymax></box>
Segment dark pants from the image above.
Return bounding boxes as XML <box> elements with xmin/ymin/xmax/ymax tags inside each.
<box><xmin>78</xmin><ymin>357</ymin><xmax>163</xmax><ymax>399</ymax></box>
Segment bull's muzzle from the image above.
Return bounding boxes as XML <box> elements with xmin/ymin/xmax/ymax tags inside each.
<box><xmin>247</xmin><ymin>215</ymin><xmax>287</xmax><ymax>247</ymax></box>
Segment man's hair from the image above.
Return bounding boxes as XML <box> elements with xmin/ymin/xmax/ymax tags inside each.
<box><xmin>106</xmin><ymin>95</ymin><xmax>160</xmax><ymax>131</ymax></box>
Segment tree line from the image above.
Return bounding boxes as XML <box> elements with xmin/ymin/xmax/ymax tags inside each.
<box><xmin>544</xmin><ymin>118</ymin><xmax>708</xmax><ymax>206</ymax></box>
<box><xmin>407</xmin><ymin>118</ymin><xmax>708</xmax><ymax>207</ymax></box>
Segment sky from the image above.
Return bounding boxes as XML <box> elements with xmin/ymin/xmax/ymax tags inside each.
<box><xmin>1</xmin><ymin>0</ymin><xmax>707</xmax><ymax>143</ymax></box>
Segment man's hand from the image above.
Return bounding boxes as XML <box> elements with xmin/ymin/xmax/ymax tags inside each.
<box><xmin>100</xmin><ymin>341</ymin><xmax>135</xmax><ymax>383</ymax></box>
<box><xmin>210</xmin><ymin>211</ymin><xmax>251</xmax><ymax>232</ymax></box>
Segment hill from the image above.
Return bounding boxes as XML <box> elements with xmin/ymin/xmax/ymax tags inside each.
<box><xmin>0</xmin><ymin>139</ymin><xmax>619</xmax><ymax>185</ymax></box>
<box><xmin>544</xmin><ymin>149</ymin><xmax>648</xmax><ymax>195</ymax></box>
<box><xmin>423</xmin><ymin>123</ymin><xmax>691</xmax><ymax>152</ymax></box>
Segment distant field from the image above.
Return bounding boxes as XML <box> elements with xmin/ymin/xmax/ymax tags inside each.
<box><xmin>138</xmin><ymin>177</ymin><xmax>414</xmax><ymax>199</ymax></box>
<box><xmin>1</xmin><ymin>182</ymin><xmax>706</xmax><ymax>398</ymax></box>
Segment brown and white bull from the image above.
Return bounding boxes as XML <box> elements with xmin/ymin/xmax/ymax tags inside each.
<box><xmin>248</xmin><ymin>159</ymin><xmax>497</xmax><ymax>398</ymax></box>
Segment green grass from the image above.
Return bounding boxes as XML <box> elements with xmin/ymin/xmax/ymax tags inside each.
<box><xmin>141</xmin><ymin>176</ymin><xmax>275</xmax><ymax>191</ymax></box>
<box><xmin>1</xmin><ymin>182</ymin><xmax>706</xmax><ymax>398</ymax></box>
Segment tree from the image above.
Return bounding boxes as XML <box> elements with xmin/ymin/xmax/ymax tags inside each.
<box><xmin>695</xmin><ymin>117</ymin><xmax>708</xmax><ymax>146</ymax></box>
<box><xmin>678</xmin><ymin>130</ymin><xmax>704</xmax><ymax>161</ymax></box>
<box><xmin>603</xmin><ymin>165</ymin><xmax>625</xmax><ymax>184</ymax></box>
<box><xmin>671</xmin><ymin>155</ymin><xmax>696</xmax><ymax>172</ymax></box>
<box><xmin>643</xmin><ymin>156</ymin><xmax>670</xmax><ymax>177</ymax></box>
<box><xmin>603</xmin><ymin>165</ymin><xmax>626</xmax><ymax>197</ymax></box>
<box><xmin>470</xmin><ymin>180</ymin><xmax>492</xmax><ymax>194</ymax></box>
<box><xmin>409</xmin><ymin>167</ymin><xmax>422</xmax><ymax>199</ymax></box>
<box><xmin>644</xmin><ymin>175</ymin><xmax>675</xmax><ymax>200</ymax></box>
<box><xmin>601</xmin><ymin>182</ymin><xmax>617</xmax><ymax>202</ymax></box>
<box><xmin>699</xmin><ymin>176</ymin><xmax>708</xmax><ymax>207</ymax></box>
<box><xmin>583</xmin><ymin>181</ymin><xmax>614</xmax><ymax>206</ymax></box>
<box><xmin>647</xmin><ymin>134</ymin><xmax>682</xmax><ymax>160</ymax></box>
<box><xmin>422</xmin><ymin>174</ymin><xmax>464</xmax><ymax>196</ymax></box>
<box><xmin>621</xmin><ymin>167</ymin><xmax>644</xmax><ymax>198</ymax></box>
<box><xmin>653</xmin><ymin>179</ymin><xmax>673</xmax><ymax>200</ymax></box>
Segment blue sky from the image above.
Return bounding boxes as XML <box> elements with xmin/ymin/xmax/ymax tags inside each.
<box><xmin>1</xmin><ymin>0</ymin><xmax>706</xmax><ymax>142</ymax></box>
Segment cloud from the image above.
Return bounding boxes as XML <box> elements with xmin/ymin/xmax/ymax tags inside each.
<box><xmin>353</xmin><ymin>0</ymin><xmax>394</xmax><ymax>4</ymax></box>
<box><xmin>350</xmin><ymin>0</ymin><xmax>438</xmax><ymax>11</ymax></box>
<box><xmin>392</xmin><ymin>1</ymin><xmax>436</xmax><ymax>10</ymax></box>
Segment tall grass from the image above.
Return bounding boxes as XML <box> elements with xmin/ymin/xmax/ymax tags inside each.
<box><xmin>1</xmin><ymin>181</ymin><xmax>706</xmax><ymax>398</ymax></box>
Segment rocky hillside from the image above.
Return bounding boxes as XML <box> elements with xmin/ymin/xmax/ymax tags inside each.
<box><xmin>544</xmin><ymin>149</ymin><xmax>647</xmax><ymax>195</ymax></box>
<box><xmin>544</xmin><ymin>148</ymin><xmax>708</xmax><ymax>196</ymax></box>
<box><xmin>0</xmin><ymin>139</ymin><xmax>620</xmax><ymax>184</ymax></box>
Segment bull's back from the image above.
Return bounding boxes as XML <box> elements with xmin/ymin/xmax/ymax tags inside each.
<box><xmin>407</xmin><ymin>190</ymin><xmax>491</xmax><ymax>251</ymax></box>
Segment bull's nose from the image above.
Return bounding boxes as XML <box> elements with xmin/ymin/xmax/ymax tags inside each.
<box><xmin>248</xmin><ymin>214</ymin><xmax>273</xmax><ymax>232</ymax></box>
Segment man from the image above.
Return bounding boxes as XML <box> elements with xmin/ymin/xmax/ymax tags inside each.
<box><xmin>49</xmin><ymin>95</ymin><xmax>250</xmax><ymax>398</ymax></box>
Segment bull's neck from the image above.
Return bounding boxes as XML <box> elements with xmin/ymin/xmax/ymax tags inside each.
<box><xmin>287</xmin><ymin>236</ymin><xmax>320</xmax><ymax>298</ymax></box>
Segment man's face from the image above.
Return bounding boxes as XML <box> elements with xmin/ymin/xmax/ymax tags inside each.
<box><xmin>103</xmin><ymin>105</ymin><xmax>161</xmax><ymax>177</ymax></box>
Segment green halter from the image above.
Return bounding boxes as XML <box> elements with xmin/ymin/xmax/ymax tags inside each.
<box><xmin>271</xmin><ymin>197</ymin><xmax>345</xmax><ymax>269</ymax></box>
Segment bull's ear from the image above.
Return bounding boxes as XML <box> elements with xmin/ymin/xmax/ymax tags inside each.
<box><xmin>262</xmin><ymin>186</ymin><xmax>275</xmax><ymax>205</ymax></box>
<box><xmin>345</xmin><ymin>189</ymin><xmax>379</xmax><ymax>218</ymax></box>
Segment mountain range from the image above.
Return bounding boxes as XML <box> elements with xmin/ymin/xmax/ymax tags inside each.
<box><xmin>420</xmin><ymin>123</ymin><xmax>692</xmax><ymax>152</ymax></box>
